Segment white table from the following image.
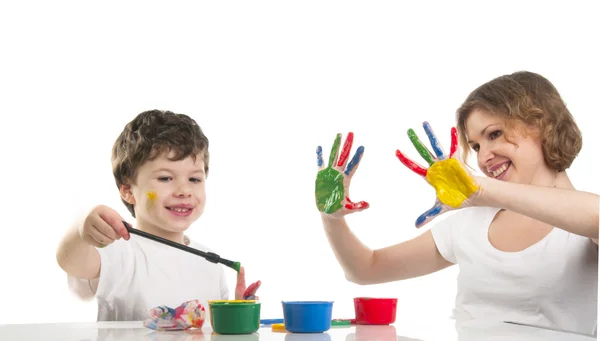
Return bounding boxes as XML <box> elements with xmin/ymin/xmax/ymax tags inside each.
<box><xmin>0</xmin><ymin>319</ymin><xmax>595</xmax><ymax>341</ymax></box>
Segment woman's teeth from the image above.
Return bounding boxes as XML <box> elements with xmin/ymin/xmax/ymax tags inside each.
<box><xmin>492</xmin><ymin>163</ymin><xmax>509</xmax><ymax>178</ymax></box>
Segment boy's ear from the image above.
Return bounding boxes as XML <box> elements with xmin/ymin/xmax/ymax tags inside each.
<box><xmin>120</xmin><ymin>183</ymin><xmax>136</xmax><ymax>205</ymax></box>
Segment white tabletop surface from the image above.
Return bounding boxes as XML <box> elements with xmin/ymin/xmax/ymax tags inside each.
<box><xmin>0</xmin><ymin>319</ymin><xmax>595</xmax><ymax>341</ymax></box>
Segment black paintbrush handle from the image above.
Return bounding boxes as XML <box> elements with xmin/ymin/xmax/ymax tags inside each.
<box><xmin>123</xmin><ymin>221</ymin><xmax>237</xmax><ymax>269</ymax></box>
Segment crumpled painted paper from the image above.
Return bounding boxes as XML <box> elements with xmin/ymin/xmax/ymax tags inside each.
<box><xmin>144</xmin><ymin>299</ymin><xmax>206</xmax><ymax>331</ymax></box>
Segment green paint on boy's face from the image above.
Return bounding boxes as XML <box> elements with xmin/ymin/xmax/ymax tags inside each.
<box><xmin>315</xmin><ymin>167</ymin><xmax>345</xmax><ymax>214</ymax></box>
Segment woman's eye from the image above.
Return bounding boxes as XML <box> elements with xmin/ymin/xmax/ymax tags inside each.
<box><xmin>489</xmin><ymin>130</ymin><xmax>502</xmax><ymax>140</ymax></box>
<box><xmin>471</xmin><ymin>144</ymin><xmax>480</xmax><ymax>152</ymax></box>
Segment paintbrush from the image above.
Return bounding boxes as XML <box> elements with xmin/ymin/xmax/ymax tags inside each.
<box><xmin>122</xmin><ymin>221</ymin><xmax>241</xmax><ymax>272</ymax></box>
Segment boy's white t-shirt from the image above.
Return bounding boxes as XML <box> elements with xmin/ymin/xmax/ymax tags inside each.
<box><xmin>68</xmin><ymin>234</ymin><xmax>229</xmax><ymax>322</ymax></box>
<box><xmin>430</xmin><ymin>206</ymin><xmax>598</xmax><ymax>335</ymax></box>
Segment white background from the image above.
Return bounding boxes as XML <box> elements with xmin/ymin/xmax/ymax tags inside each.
<box><xmin>0</xmin><ymin>1</ymin><xmax>598</xmax><ymax>326</ymax></box>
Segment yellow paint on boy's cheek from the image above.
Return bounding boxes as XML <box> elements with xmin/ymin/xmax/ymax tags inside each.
<box><xmin>146</xmin><ymin>191</ymin><xmax>158</xmax><ymax>201</ymax></box>
<box><xmin>426</xmin><ymin>158</ymin><xmax>478</xmax><ymax>208</ymax></box>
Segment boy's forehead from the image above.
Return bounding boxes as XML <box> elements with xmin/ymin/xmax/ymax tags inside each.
<box><xmin>143</xmin><ymin>151</ymin><xmax>206</xmax><ymax>172</ymax></box>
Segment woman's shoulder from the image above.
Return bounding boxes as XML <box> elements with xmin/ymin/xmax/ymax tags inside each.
<box><xmin>437</xmin><ymin>206</ymin><xmax>500</xmax><ymax>230</ymax></box>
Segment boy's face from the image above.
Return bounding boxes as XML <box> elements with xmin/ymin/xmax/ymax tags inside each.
<box><xmin>124</xmin><ymin>151</ymin><xmax>207</xmax><ymax>235</ymax></box>
<box><xmin>465</xmin><ymin>109</ymin><xmax>546</xmax><ymax>185</ymax></box>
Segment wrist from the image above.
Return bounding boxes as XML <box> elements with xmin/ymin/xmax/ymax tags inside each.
<box><xmin>472</xmin><ymin>175</ymin><xmax>493</xmax><ymax>207</ymax></box>
<box><xmin>320</xmin><ymin>212</ymin><xmax>345</xmax><ymax>221</ymax></box>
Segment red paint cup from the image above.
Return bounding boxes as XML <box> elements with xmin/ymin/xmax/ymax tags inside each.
<box><xmin>353</xmin><ymin>297</ymin><xmax>398</xmax><ymax>325</ymax></box>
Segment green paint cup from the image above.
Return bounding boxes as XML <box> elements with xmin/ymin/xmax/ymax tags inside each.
<box><xmin>209</xmin><ymin>301</ymin><xmax>261</xmax><ymax>334</ymax></box>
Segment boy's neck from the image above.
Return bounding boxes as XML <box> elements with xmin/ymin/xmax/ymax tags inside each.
<box><xmin>135</xmin><ymin>219</ymin><xmax>187</xmax><ymax>245</ymax></box>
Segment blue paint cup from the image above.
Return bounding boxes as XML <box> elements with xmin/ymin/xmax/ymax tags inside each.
<box><xmin>281</xmin><ymin>301</ymin><xmax>334</xmax><ymax>333</ymax></box>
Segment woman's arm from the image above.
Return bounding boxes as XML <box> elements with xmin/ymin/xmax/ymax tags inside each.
<box><xmin>321</xmin><ymin>214</ymin><xmax>453</xmax><ymax>285</ymax></box>
<box><xmin>476</xmin><ymin>177</ymin><xmax>599</xmax><ymax>239</ymax></box>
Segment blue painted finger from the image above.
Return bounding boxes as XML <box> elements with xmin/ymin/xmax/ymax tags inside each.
<box><xmin>415</xmin><ymin>204</ymin><xmax>443</xmax><ymax>228</ymax></box>
<box><xmin>316</xmin><ymin>146</ymin><xmax>324</xmax><ymax>167</ymax></box>
<box><xmin>423</xmin><ymin>121</ymin><xmax>445</xmax><ymax>159</ymax></box>
<box><xmin>344</xmin><ymin>146</ymin><xmax>364</xmax><ymax>175</ymax></box>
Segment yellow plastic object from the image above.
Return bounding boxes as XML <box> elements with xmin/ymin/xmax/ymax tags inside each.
<box><xmin>209</xmin><ymin>300</ymin><xmax>257</xmax><ymax>304</ymax></box>
<box><xmin>271</xmin><ymin>323</ymin><xmax>286</xmax><ymax>332</ymax></box>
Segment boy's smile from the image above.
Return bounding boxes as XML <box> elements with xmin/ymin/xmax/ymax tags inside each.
<box><xmin>121</xmin><ymin>151</ymin><xmax>207</xmax><ymax>242</ymax></box>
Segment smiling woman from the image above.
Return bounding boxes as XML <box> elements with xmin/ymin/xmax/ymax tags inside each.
<box><xmin>316</xmin><ymin>71</ymin><xmax>599</xmax><ymax>336</ymax></box>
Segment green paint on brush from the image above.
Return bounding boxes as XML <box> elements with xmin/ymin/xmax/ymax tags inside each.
<box><xmin>316</xmin><ymin>167</ymin><xmax>345</xmax><ymax>214</ymax></box>
<box><xmin>408</xmin><ymin>128</ymin><xmax>434</xmax><ymax>166</ymax></box>
<box><xmin>232</xmin><ymin>262</ymin><xmax>241</xmax><ymax>273</ymax></box>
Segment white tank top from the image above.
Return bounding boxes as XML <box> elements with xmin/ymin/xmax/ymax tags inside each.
<box><xmin>431</xmin><ymin>206</ymin><xmax>598</xmax><ymax>335</ymax></box>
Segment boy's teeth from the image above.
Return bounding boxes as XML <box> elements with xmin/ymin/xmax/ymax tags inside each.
<box><xmin>170</xmin><ymin>207</ymin><xmax>191</xmax><ymax>212</ymax></box>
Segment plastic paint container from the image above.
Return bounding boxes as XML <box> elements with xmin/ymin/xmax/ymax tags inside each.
<box><xmin>281</xmin><ymin>301</ymin><xmax>333</xmax><ymax>333</ymax></box>
<box><xmin>209</xmin><ymin>300</ymin><xmax>261</xmax><ymax>334</ymax></box>
<box><xmin>353</xmin><ymin>297</ymin><xmax>397</xmax><ymax>325</ymax></box>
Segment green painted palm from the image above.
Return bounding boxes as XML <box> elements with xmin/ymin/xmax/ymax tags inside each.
<box><xmin>315</xmin><ymin>132</ymin><xmax>369</xmax><ymax>215</ymax></box>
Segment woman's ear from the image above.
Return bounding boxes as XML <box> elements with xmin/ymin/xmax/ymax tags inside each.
<box><xmin>120</xmin><ymin>183</ymin><xmax>136</xmax><ymax>205</ymax></box>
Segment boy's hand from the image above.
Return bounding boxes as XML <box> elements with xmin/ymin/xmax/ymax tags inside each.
<box><xmin>235</xmin><ymin>266</ymin><xmax>261</xmax><ymax>300</ymax></box>
<box><xmin>79</xmin><ymin>205</ymin><xmax>130</xmax><ymax>248</ymax></box>
<box><xmin>315</xmin><ymin>132</ymin><xmax>369</xmax><ymax>218</ymax></box>
<box><xmin>395</xmin><ymin>122</ymin><xmax>481</xmax><ymax>228</ymax></box>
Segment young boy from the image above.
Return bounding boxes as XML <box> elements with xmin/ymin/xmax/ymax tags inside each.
<box><xmin>56</xmin><ymin>109</ymin><xmax>260</xmax><ymax>322</ymax></box>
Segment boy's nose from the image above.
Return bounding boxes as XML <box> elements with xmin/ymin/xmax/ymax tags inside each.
<box><xmin>174</xmin><ymin>184</ymin><xmax>192</xmax><ymax>197</ymax></box>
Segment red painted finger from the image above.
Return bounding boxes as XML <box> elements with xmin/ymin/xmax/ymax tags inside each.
<box><xmin>337</xmin><ymin>132</ymin><xmax>354</xmax><ymax>167</ymax></box>
<box><xmin>344</xmin><ymin>197</ymin><xmax>370</xmax><ymax>210</ymax></box>
<box><xmin>450</xmin><ymin>127</ymin><xmax>458</xmax><ymax>158</ymax></box>
<box><xmin>395</xmin><ymin>150</ymin><xmax>427</xmax><ymax>177</ymax></box>
<box><xmin>243</xmin><ymin>280</ymin><xmax>261</xmax><ymax>299</ymax></box>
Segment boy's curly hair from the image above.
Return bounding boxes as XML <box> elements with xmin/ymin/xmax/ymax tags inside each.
<box><xmin>456</xmin><ymin>71</ymin><xmax>582</xmax><ymax>172</ymax></box>
<box><xmin>111</xmin><ymin>109</ymin><xmax>209</xmax><ymax>217</ymax></box>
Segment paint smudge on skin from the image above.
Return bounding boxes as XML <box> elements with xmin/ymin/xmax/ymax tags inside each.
<box><xmin>423</xmin><ymin>121</ymin><xmax>444</xmax><ymax>159</ymax></box>
<box><xmin>147</xmin><ymin>191</ymin><xmax>158</xmax><ymax>201</ymax></box>
<box><xmin>415</xmin><ymin>204</ymin><xmax>443</xmax><ymax>226</ymax></box>
<box><xmin>425</xmin><ymin>158</ymin><xmax>478</xmax><ymax>208</ymax></box>
<box><xmin>328</xmin><ymin>134</ymin><xmax>342</xmax><ymax>168</ymax></box>
<box><xmin>345</xmin><ymin>146</ymin><xmax>364</xmax><ymax>175</ymax></box>
<box><xmin>316</xmin><ymin>133</ymin><xmax>367</xmax><ymax>214</ymax></box>
<box><xmin>337</xmin><ymin>132</ymin><xmax>354</xmax><ymax>167</ymax></box>
<box><xmin>395</xmin><ymin>150</ymin><xmax>427</xmax><ymax>177</ymax></box>
<box><xmin>408</xmin><ymin>129</ymin><xmax>435</xmax><ymax>166</ymax></box>
<box><xmin>450</xmin><ymin>127</ymin><xmax>458</xmax><ymax>158</ymax></box>
<box><xmin>316</xmin><ymin>146</ymin><xmax>324</xmax><ymax>167</ymax></box>
<box><xmin>316</xmin><ymin>168</ymin><xmax>345</xmax><ymax>213</ymax></box>
<box><xmin>243</xmin><ymin>280</ymin><xmax>261</xmax><ymax>299</ymax></box>
<box><xmin>344</xmin><ymin>196</ymin><xmax>369</xmax><ymax>210</ymax></box>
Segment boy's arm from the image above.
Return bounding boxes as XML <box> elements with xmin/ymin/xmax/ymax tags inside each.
<box><xmin>477</xmin><ymin>177</ymin><xmax>599</xmax><ymax>239</ymax></box>
<box><xmin>56</xmin><ymin>219</ymin><xmax>101</xmax><ymax>280</ymax></box>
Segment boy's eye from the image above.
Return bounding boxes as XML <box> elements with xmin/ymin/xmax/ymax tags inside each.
<box><xmin>158</xmin><ymin>176</ymin><xmax>172</xmax><ymax>182</ymax></box>
<box><xmin>190</xmin><ymin>178</ymin><xmax>203</xmax><ymax>183</ymax></box>
<box><xmin>489</xmin><ymin>130</ymin><xmax>502</xmax><ymax>140</ymax></box>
